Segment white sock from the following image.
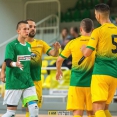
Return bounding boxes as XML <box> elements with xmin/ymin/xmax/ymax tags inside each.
<box><xmin>1</xmin><ymin>109</ymin><xmax>16</xmax><ymax>117</ymax></box>
<box><xmin>28</xmin><ymin>102</ymin><xmax>39</xmax><ymax>117</ymax></box>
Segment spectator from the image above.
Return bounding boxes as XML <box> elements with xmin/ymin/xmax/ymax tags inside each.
<box><xmin>47</xmin><ymin>36</ymin><xmax>72</xmax><ymax>74</ymax></box>
<box><xmin>59</xmin><ymin>28</ymin><xmax>69</xmax><ymax>49</ymax></box>
<box><xmin>70</xmin><ymin>27</ymin><xmax>79</xmax><ymax>39</ymax></box>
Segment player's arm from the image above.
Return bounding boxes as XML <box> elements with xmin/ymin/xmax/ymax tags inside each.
<box><xmin>56</xmin><ymin>41</ymin><xmax>71</xmax><ymax>80</ymax></box>
<box><xmin>81</xmin><ymin>45</ymin><xmax>94</xmax><ymax>57</ymax></box>
<box><xmin>48</xmin><ymin>42</ymin><xmax>61</xmax><ymax>57</ymax></box>
<box><xmin>79</xmin><ymin>29</ymin><xmax>98</xmax><ymax>64</ymax></box>
<box><xmin>5</xmin><ymin>59</ymin><xmax>23</xmax><ymax>68</ymax></box>
<box><xmin>5</xmin><ymin>44</ymin><xmax>23</xmax><ymax>69</ymax></box>
<box><xmin>0</xmin><ymin>62</ymin><xmax>6</xmax><ymax>83</ymax></box>
<box><xmin>56</xmin><ymin>56</ymin><xmax>65</xmax><ymax>80</ymax></box>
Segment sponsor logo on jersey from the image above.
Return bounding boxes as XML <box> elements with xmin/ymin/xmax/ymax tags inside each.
<box><xmin>17</xmin><ymin>55</ymin><xmax>31</xmax><ymax>61</ymax></box>
<box><xmin>91</xmin><ymin>37</ymin><xmax>95</xmax><ymax>40</ymax></box>
<box><xmin>31</xmin><ymin>52</ymin><xmax>37</xmax><ymax>58</ymax></box>
<box><xmin>37</xmin><ymin>44</ymin><xmax>43</xmax><ymax>47</ymax></box>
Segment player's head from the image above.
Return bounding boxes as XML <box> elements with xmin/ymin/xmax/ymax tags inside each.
<box><xmin>95</xmin><ymin>3</ymin><xmax>110</xmax><ymax>23</ymax></box>
<box><xmin>80</xmin><ymin>18</ymin><xmax>94</xmax><ymax>35</ymax></box>
<box><xmin>26</xmin><ymin>19</ymin><xmax>36</xmax><ymax>38</ymax></box>
<box><xmin>16</xmin><ymin>20</ymin><xmax>29</xmax><ymax>38</ymax></box>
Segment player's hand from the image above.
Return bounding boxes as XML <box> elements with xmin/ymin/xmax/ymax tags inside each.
<box><xmin>53</xmin><ymin>42</ymin><xmax>61</xmax><ymax>50</ymax></box>
<box><xmin>16</xmin><ymin>61</ymin><xmax>23</xmax><ymax>70</ymax></box>
<box><xmin>0</xmin><ymin>71</ymin><xmax>6</xmax><ymax>83</ymax></box>
<box><xmin>81</xmin><ymin>45</ymin><xmax>86</xmax><ymax>52</ymax></box>
<box><xmin>56</xmin><ymin>70</ymin><xmax>63</xmax><ymax>80</ymax></box>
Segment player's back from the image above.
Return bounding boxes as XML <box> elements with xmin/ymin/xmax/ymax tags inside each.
<box><xmin>89</xmin><ymin>23</ymin><xmax>117</xmax><ymax>77</ymax></box>
<box><xmin>61</xmin><ymin>36</ymin><xmax>95</xmax><ymax>87</ymax></box>
<box><xmin>94</xmin><ymin>23</ymin><xmax>117</xmax><ymax>59</ymax></box>
<box><xmin>69</xmin><ymin>36</ymin><xmax>95</xmax><ymax>71</ymax></box>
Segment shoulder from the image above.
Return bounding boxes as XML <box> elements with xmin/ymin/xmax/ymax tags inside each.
<box><xmin>6</xmin><ymin>39</ymin><xmax>18</xmax><ymax>47</ymax></box>
<box><xmin>65</xmin><ymin>39</ymin><xmax>77</xmax><ymax>48</ymax></box>
<box><xmin>34</xmin><ymin>39</ymin><xmax>48</xmax><ymax>45</ymax></box>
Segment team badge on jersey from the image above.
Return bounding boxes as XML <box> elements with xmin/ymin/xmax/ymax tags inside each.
<box><xmin>28</xmin><ymin>47</ymin><xmax>31</xmax><ymax>52</ymax></box>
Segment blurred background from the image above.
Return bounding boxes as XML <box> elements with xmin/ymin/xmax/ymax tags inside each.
<box><xmin>0</xmin><ymin>0</ymin><xmax>117</xmax><ymax>115</ymax></box>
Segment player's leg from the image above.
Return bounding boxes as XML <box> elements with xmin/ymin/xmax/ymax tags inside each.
<box><xmin>91</xmin><ymin>75</ymin><xmax>117</xmax><ymax>117</ymax></box>
<box><xmin>85</xmin><ymin>87</ymin><xmax>95</xmax><ymax>117</ymax></box>
<box><xmin>23</xmin><ymin>86</ymin><xmax>38</xmax><ymax>117</ymax></box>
<box><xmin>1</xmin><ymin>90</ymin><xmax>22</xmax><ymax>117</ymax></box>
<box><xmin>104</xmin><ymin>77</ymin><xmax>117</xmax><ymax>117</ymax></box>
<box><xmin>34</xmin><ymin>80</ymin><xmax>42</xmax><ymax>107</ymax></box>
<box><xmin>104</xmin><ymin>104</ymin><xmax>111</xmax><ymax>117</ymax></box>
<box><xmin>67</xmin><ymin>86</ymin><xmax>85</xmax><ymax>117</ymax></box>
<box><xmin>25</xmin><ymin>80</ymin><xmax>42</xmax><ymax>117</ymax></box>
<box><xmin>91</xmin><ymin>75</ymin><xmax>107</xmax><ymax>117</ymax></box>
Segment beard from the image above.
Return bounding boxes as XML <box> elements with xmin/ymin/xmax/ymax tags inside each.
<box><xmin>29</xmin><ymin>30</ymin><xmax>36</xmax><ymax>38</ymax></box>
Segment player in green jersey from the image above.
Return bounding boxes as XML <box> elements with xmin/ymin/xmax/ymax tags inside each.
<box><xmin>1</xmin><ymin>21</ymin><xmax>38</xmax><ymax>117</ymax></box>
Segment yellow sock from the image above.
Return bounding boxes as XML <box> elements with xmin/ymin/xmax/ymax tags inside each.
<box><xmin>74</xmin><ymin>115</ymin><xmax>81</xmax><ymax>117</ymax></box>
<box><xmin>95</xmin><ymin>110</ymin><xmax>106</xmax><ymax>117</ymax></box>
<box><xmin>26</xmin><ymin>112</ymin><xmax>29</xmax><ymax>117</ymax></box>
<box><xmin>105</xmin><ymin>110</ymin><xmax>112</xmax><ymax>117</ymax></box>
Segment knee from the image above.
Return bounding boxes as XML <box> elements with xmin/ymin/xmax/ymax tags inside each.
<box><xmin>93</xmin><ymin>101</ymin><xmax>106</xmax><ymax>113</ymax></box>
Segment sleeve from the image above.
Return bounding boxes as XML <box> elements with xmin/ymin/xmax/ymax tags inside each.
<box><xmin>5</xmin><ymin>43</ymin><xmax>15</xmax><ymax>60</ymax></box>
<box><xmin>87</xmin><ymin>29</ymin><xmax>99</xmax><ymax>50</ymax></box>
<box><xmin>42</xmin><ymin>41</ymin><xmax>52</xmax><ymax>54</ymax></box>
<box><xmin>60</xmin><ymin>41</ymin><xmax>72</xmax><ymax>59</ymax></box>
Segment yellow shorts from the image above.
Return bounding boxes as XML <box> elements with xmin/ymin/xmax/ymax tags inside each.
<box><xmin>67</xmin><ymin>86</ymin><xmax>92</xmax><ymax>111</ymax></box>
<box><xmin>91</xmin><ymin>75</ymin><xmax>117</xmax><ymax>104</ymax></box>
<box><xmin>34</xmin><ymin>80</ymin><xmax>42</xmax><ymax>108</ymax></box>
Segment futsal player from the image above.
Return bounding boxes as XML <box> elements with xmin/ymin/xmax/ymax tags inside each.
<box><xmin>1</xmin><ymin>21</ymin><xmax>38</xmax><ymax>117</ymax></box>
<box><xmin>56</xmin><ymin>18</ymin><xmax>95</xmax><ymax>117</ymax></box>
<box><xmin>81</xmin><ymin>3</ymin><xmax>117</xmax><ymax>117</ymax></box>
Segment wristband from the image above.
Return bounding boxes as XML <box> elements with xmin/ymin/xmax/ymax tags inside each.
<box><xmin>11</xmin><ymin>62</ymin><xmax>16</xmax><ymax>67</ymax></box>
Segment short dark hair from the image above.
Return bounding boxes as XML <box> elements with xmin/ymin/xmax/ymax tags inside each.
<box><xmin>16</xmin><ymin>20</ymin><xmax>28</xmax><ymax>29</ymax></box>
<box><xmin>80</xmin><ymin>18</ymin><xmax>94</xmax><ymax>33</ymax></box>
<box><xmin>72</xmin><ymin>27</ymin><xmax>78</xmax><ymax>33</ymax></box>
<box><xmin>25</xmin><ymin>19</ymin><xmax>35</xmax><ymax>22</ymax></box>
<box><xmin>95</xmin><ymin>3</ymin><xmax>110</xmax><ymax>14</ymax></box>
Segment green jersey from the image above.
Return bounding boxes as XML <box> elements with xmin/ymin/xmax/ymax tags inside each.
<box><xmin>5</xmin><ymin>39</ymin><xmax>34</xmax><ymax>89</ymax></box>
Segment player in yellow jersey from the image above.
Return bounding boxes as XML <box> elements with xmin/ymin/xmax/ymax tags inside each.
<box><xmin>81</xmin><ymin>3</ymin><xmax>117</xmax><ymax>117</ymax></box>
<box><xmin>56</xmin><ymin>18</ymin><xmax>95</xmax><ymax>117</ymax></box>
<box><xmin>0</xmin><ymin>19</ymin><xmax>61</xmax><ymax>117</ymax></box>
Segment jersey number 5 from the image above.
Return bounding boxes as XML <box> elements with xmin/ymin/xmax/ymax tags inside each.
<box><xmin>112</xmin><ymin>35</ymin><xmax>117</xmax><ymax>54</ymax></box>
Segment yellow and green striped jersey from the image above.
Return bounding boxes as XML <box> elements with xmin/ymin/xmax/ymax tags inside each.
<box><xmin>28</xmin><ymin>39</ymin><xmax>51</xmax><ymax>81</ymax></box>
<box><xmin>60</xmin><ymin>36</ymin><xmax>95</xmax><ymax>87</ymax></box>
<box><xmin>87</xmin><ymin>23</ymin><xmax>117</xmax><ymax>77</ymax></box>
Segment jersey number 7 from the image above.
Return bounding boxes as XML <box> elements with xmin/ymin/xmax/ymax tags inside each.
<box><xmin>112</xmin><ymin>35</ymin><xmax>117</xmax><ymax>54</ymax></box>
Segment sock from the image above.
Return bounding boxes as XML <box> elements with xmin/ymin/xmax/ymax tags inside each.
<box><xmin>95</xmin><ymin>110</ymin><xmax>106</xmax><ymax>117</ymax></box>
<box><xmin>28</xmin><ymin>102</ymin><xmax>38</xmax><ymax>117</ymax></box>
<box><xmin>26</xmin><ymin>112</ymin><xmax>29</xmax><ymax>117</ymax></box>
<box><xmin>74</xmin><ymin>115</ymin><xmax>81</xmax><ymax>117</ymax></box>
<box><xmin>1</xmin><ymin>109</ymin><xmax>16</xmax><ymax>117</ymax></box>
<box><xmin>105</xmin><ymin>110</ymin><xmax>112</xmax><ymax>117</ymax></box>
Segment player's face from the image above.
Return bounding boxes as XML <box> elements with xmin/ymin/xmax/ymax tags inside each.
<box><xmin>17</xmin><ymin>24</ymin><xmax>29</xmax><ymax>38</ymax></box>
<box><xmin>27</xmin><ymin>21</ymin><xmax>36</xmax><ymax>38</ymax></box>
